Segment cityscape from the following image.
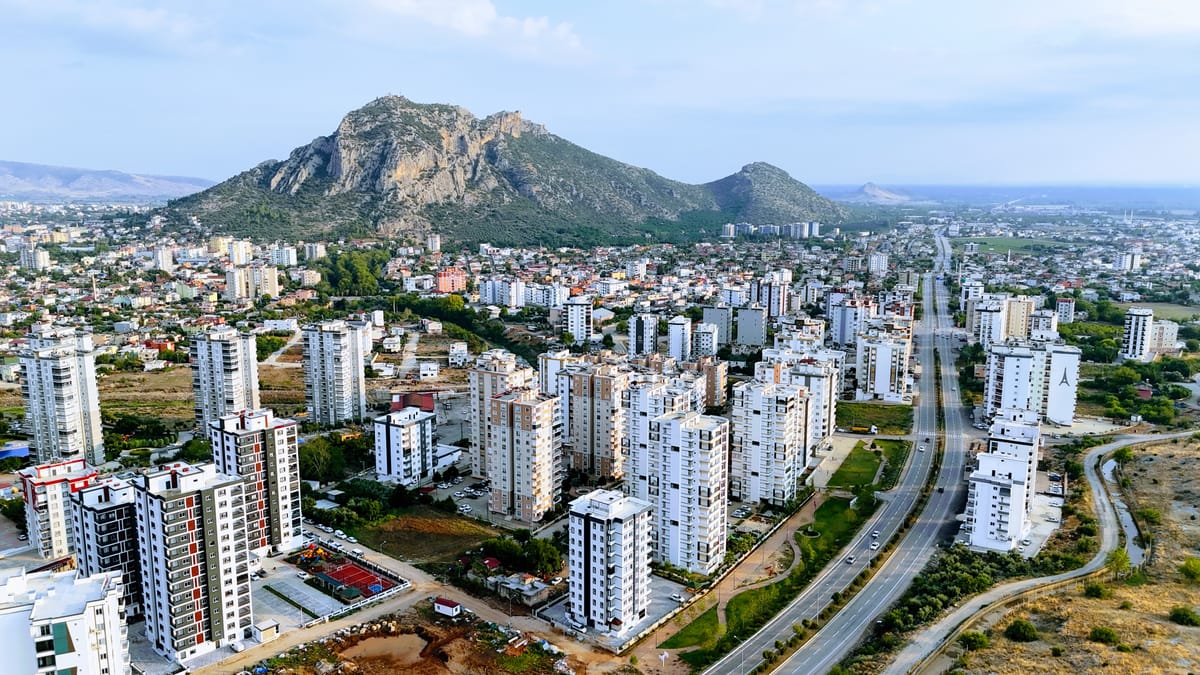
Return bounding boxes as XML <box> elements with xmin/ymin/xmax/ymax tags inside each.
<box><xmin>1</xmin><ymin>3</ymin><xmax>1199</xmax><ymax>675</ymax></box>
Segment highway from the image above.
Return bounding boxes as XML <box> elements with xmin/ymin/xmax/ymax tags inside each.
<box><xmin>705</xmin><ymin>233</ymin><xmax>961</xmax><ymax>675</ymax></box>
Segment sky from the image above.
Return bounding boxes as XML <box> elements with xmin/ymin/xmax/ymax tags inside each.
<box><xmin>2</xmin><ymin>0</ymin><xmax>1198</xmax><ymax>186</ymax></box>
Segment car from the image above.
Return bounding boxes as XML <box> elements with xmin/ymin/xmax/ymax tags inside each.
<box><xmin>871</xmin><ymin>530</ymin><xmax>880</xmax><ymax>538</ymax></box>
<box><xmin>303</xmin><ymin>518</ymin><xmax>313</xmax><ymax>524</ymax></box>
<box><xmin>334</xmin><ymin>529</ymin><xmax>346</xmax><ymax>538</ymax></box>
<box><xmin>918</xmin><ymin>445</ymin><xmax>926</xmax><ymax>452</ymax></box>
<box><xmin>458</xmin><ymin>504</ymin><xmax>473</xmax><ymax>513</ymax></box>
<box><xmin>347</xmin><ymin>536</ymin><xmax>358</xmax><ymax>544</ymax></box>
<box><xmin>845</xmin><ymin>555</ymin><xmax>857</xmax><ymax>564</ymax></box>
<box><xmin>297</xmin><ymin>571</ymin><xmax>311</xmax><ymax>580</ymax></box>
<box><xmin>550</xmin><ymin>576</ymin><xmax>563</xmax><ymax>585</ymax></box>
<box><xmin>453</xmin><ymin>477</ymin><xmax>463</xmax><ymax>485</ymax></box>
<box><xmin>869</xmin><ymin>542</ymin><xmax>880</xmax><ymax>551</ymax></box>
<box><xmin>453</xmin><ymin>491</ymin><xmax>465</xmax><ymax>498</ymax></box>
<box><xmin>670</xmin><ymin>593</ymin><xmax>685</xmax><ymax>602</ymax></box>
<box><xmin>437</xmin><ymin>482</ymin><xmax>450</xmax><ymax>490</ymax></box>
<box><xmin>1021</xmin><ymin>538</ymin><xmax>1032</xmax><ymax>546</ymax></box>
<box><xmin>18</xmin><ymin>534</ymin><xmax>28</xmax><ymax>541</ymax></box>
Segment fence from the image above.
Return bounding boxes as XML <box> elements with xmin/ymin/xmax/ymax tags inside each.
<box><xmin>299</xmin><ymin>550</ymin><xmax>413</xmax><ymax>628</ymax></box>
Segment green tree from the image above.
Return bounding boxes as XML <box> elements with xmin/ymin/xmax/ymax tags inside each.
<box><xmin>1105</xmin><ymin>548</ymin><xmax>1131</xmax><ymax>579</ymax></box>
<box><xmin>1112</xmin><ymin>446</ymin><xmax>1133</xmax><ymax>465</ymax></box>
<box><xmin>1088</xmin><ymin>626</ymin><xmax>1119</xmax><ymax>644</ymax></box>
<box><xmin>524</xmin><ymin>538</ymin><xmax>563</xmax><ymax>576</ymax></box>
<box><xmin>1180</xmin><ymin>557</ymin><xmax>1200</xmax><ymax>582</ymax></box>
<box><xmin>958</xmin><ymin>631</ymin><xmax>989</xmax><ymax>651</ymax></box>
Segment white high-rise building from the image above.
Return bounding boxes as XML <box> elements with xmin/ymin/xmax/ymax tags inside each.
<box><xmin>562</xmin><ymin>296</ymin><xmax>594</xmax><ymax>344</ymax></box>
<box><xmin>702</xmin><ymin>303</ymin><xmax>733</xmax><ymax>346</ymax></box>
<box><xmin>224</xmin><ymin>265</ymin><xmax>279</xmax><ymax>301</ymax></box>
<box><xmin>208</xmin><ymin>409</ymin><xmax>304</xmax><ymax>555</ymax></box>
<box><xmin>70</xmin><ymin>475</ymin><xmax>144</xmax><ymax>618</ymax></box>
<box><xmin>623</xmin><ymin>376</ymin><xmax>705</xmax><ymax>498</ymax></box>
<box><xmin>965</xmin><ymin>409</ymin><xmax>1040</xmax><ymax>552</ymax></box>
<box><xmin>468</xmin><ymin>350</ymin><xmax>536</xmax><ymax>477</ymax></box>
<box><xmin>866</xmin><ymin>252</ymin><xmax>889</xmax><ymax>276</ymax></box>
<box><xmin>1119</xmin><ymin>307</ymin><xmax>1155</xmax><ymax>362</ymax></box>
<box><xmin>0</xmin><ymin>568</ymin><xmax>130</xmax><ymax>675</ymax></box>
<box><xmin>960</xmin><ymin>280</ymin><xmax>985</xmax><ymax>307</ymax></box>
<box><xmin>374</xmin><ymin>407</ymin><xmax>436</xmax><ymax>486</ymax></box>
<box><xmin>19</xmin><ymin>247</ymin><xmax>51</xmax><ymax>270</ymax></box>
<box><xmin>756</xmin><ymin>347</ymin><xmax>844</xmax><ymax>453</ymax></box>
<box><xmin>302</xmin><ymin>320</ymin><xmax>369</xmax><ymax>425</ymax></box>
<box><xmin>731</xmin><ymin>381</ymin><xmax>810</xmax><ymax>506</ymax></box>
<box><xmin>19</xmin><ymin>459</ymin><xmax>98</xmax><ymax>559</ymax></box>
<box><xmin>983</xmin><ymin>340</ymin><xmax>1081</xmax><ymax>426</ymax></box>
<box><xmin>134</xmin><ymin>462</ymin><xmax>252</xmax><ymax>665</ymax></box>
<box><xmin>567</xmin><ymin>490</ymin><xmax>652</xmax><ymax>635</ymax></box>
<box><xmin>720</xmin><ymin>284</ymin><xmax>748</xmax><ymax>308</ymax></box>
<box><xmin>426</xmin><ymin>234</ymin><xmax>441</xmax><ymax>253</ymax></box>
<box><xmin>1056</xmin><ymin>297</ymin><xmax>1076</xmax><ymax>325</ymax></box>
<box><xmin>667</xmin><ymin>316</ymin><xmax>692</xmax><ymax>361</ymax></box>
<box><xmin>537</xmin><ymin>349</ymin><xmax>579</xmax><ymax>398</ymax></box>
<box><xmin>1028</xmin><ymin>309</ymin><xmax>1059</xmax><ymax>341</ymax></box>
<box><xmin>645</xmin><ymin>412</ymin><xmax>728</xmax><ymax>575</ymax></box>
<box><xmin>751</xmin><ymin>274</ymin><xmax>790</xmax><ymax>318</ymax></box>
<box><xmin>692</xmin><ymin>322</ymin><xmax>719</xmax><ymax>358</ymax></box>
<box><xmin>854</xmin><ymin>326</ymin><xmax>912</xmax><ymax>403</ymax></box>
<box><xmin>20</xmin><ymin>326</ymin><xmax>104</xmax><ymax>465</ymax></box>
<box><xmin>486</xmin><ymin>388</ymin><xmax>560</xmax><ymax>523</ymax></box>
<box><xmin>268</xmin><ymin>245</ymin><xmax>298</xmax><ymax>267</ymax></box>
<box><xmin>153</xmin><ymin>247</ymin><xmax>175</xmax><ymax>272</ymax></box>
<box><xmin>303</xmin><ymin>242</ymin><xmax>327</xmax><ymax>261</ymax></box>
<box><xmin>974</xmin><ymin>300</ymin><xmax>1008</xmax><ymax>349</ymax></box>
<box><xmin>191</xmin><ymin>326</ymin><xmax>261</xmax><ymax>431</ymax></box>
<box><xmin>628</xmin><ymin>313</ymin><xmax>658</xmax><ymax>356</ymax></box>
<box><xmin>556</xmin><ymin>362</ymin><xmax>629</xmax><ymax>479</ymax></box>
<box><xmin>829</xmin><ymin>296</ymin><xmax>877</xmax><ymax>346</ymax></box>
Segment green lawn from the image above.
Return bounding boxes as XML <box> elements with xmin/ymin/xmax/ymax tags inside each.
<box><xmin>873</xmin><ymin>439</ymin><xmax>912</xmax><ymax>490</ymax></box>
<box><xmin>678</xmin><ymin>498</ymin><xmax>872</xmax><ymax>669</ymax></box>
<box><xmin>659</xmin><ymin>606</ymin><xmax>718</xmax><ymax>649</ymax></box>
<box><xmin>827</xmin><ymin>441</ymin><xmax>881</xmax><ymax>488</ymax></box>
<box><xmin>1116</xmin><ymin>302</ymin><xmax>1200</xmax><ymax>322</ymax></box>
<box><xmin>952</xmin><ymin>236</ymin><xmax>1071</xmax><ymax>255</ymax></box>
<box><xmin>836</xmin><ymin>402</ymin><xmax>914</xmax><ymax>435</ymax></box>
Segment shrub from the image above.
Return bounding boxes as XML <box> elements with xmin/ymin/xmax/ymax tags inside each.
<box><xmin>1119</xmin><ymin>600</ymin><xmax>1133</xmax><ymax>610</ymax></box>
<box><xmin>1051</xmin><ymin>646</ymin><xmax>1065</xmax><ymax>657</ymax></box>
<box><xmin>1083</xmin><ymin>581</ymin><xmax>1111</xmax><ymax>598</ymax></box>
<box><xmin>1116</xmin><ymin>643</ymin><xmax>1134</xmax><ymax>653</ymax></box>
<box><xmin>1168</xmin><ymin>606</ymin><xmax>1200</xmax><ymax>626</ymax></box>
<box><xmin>1005</xmin><ymin>619</ymin><xmax>1040</xmax><ymax>642</ymax></box>
<box><xmin>958</xmin><ymin>631</ymin><xmax>989</xmax><ymax>651</ymax></box>
<box><xmin>1181</xmin><ymin>557</ymin><xmax>1200</xmax><ymax>583</ymax></box>
<box><xmin>1089</xmin><ymin>626</ymin><xmax>1120</xmax><ymax>644</ymax></box>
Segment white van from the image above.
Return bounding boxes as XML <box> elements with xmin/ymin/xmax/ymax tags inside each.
<box><xmin>351</xmin><ymin>548</ymin><xmax>364</xmax><ymax>556</ymax></box>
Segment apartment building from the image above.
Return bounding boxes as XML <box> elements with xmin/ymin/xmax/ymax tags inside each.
<box><xmin>736</xmin><ymin>304</ymin><xmax>766</xmax><ymax>347</ymax></box>
<box><xmin>557</xmin><ymin>361</ymin><xmax>630</xmax><ymax>479</ymax></box>
<box><xmin>1027</xmin><ymin>309</ymin><xmax>1059</xmax><ymax>341</ymax></box>
<box><xmin>974</xmin><ymin>299</ymin><xmax>1008</xmax><ymax>350</ymax></box>
<box><xmin>302</xmin><ymin>242</ymin><xmax>327</xmax><ymax>261</ymax></box>
<box><xmin>854</xmin><ymin>325</ymin><xmax>912</xmax><ymax>403</ymax></box>
<box><xmin>134</xmin><ymin>462</ymin><xmax>252</xmax><ymax>664</ymax></box>
<box><xmin>667</xmin><ymin>316</ymin><xmax>692</xmax><ymax>362</ymax></box>
<box><xmin>750</xmin><ymin>273</ymin><xmax>790</xmax><ymax>318</ymax></box>
<box><xmin>1119</xmin><ymin>307</ymin><xmax>1154</xmax><ymax>362</ymax></box>
<box><xmin>627</xmin><ymin>313</ymin><xmax>658</xmax><ymax>356</ymax></box>
<box><xmin>828</xmin><ymin>295</ymin><xmax>877</xmax><ymax>346</ymax></box>
<box><xmin>374</xmin><ymin>407</ymin><xmax>436</xmax><ymax>486</ymax></box>
<box><xmin>567</xmin><ymin>490</ymin><xmax>652</xmax><ymax>635</ymax></box>
<box><xmin>680</xmin><ymin>355</ymin><xmax>729</xmax><ymax>408</ymax></box>
<box><xmin>562</xmin><ymin>296</ymin><xmax>594</xmax><ymax>344</ymax></box>
<box><xmin>468</xmin><ymin>349</ymin><xmax>536</xmax><ymax>477</ymax></box>
<box><xmin>20</xmin><ymin>459</ymin><xmax>98</xmax><ymax>560</ymax></box>
<box><xmin>983</xmin><ymin>339</ymin><xmax>1081</xmax><ymax>426</ymax></box>
<box><xmin>486</xmin><ymin>388</ymin><xmax>561</xmax><ymax>523</ymax></box>
<box><xmin>302</xmin><ymin>320</ymin><xmax>369</xmax><ymax>425</ymax></box>
<box><xmin>224</xmin><ymin>265</ymin><xmax>279</xmax><ymax>301</ymax></box>
<box><xmin>645</xmin><ymin>412</ymin><xmax>729</xmax><ymax>575</ymax></box>
<box><xmin>68</xmin><ymin>477</ymin><xmax>143</xmax><ymax>623</ymax></box>
<box><xmin>190</xmin><ymin>326</ymin><xmax>261</xmax><ymax>431</ymax></box>
<box><xmin>622</xmin><ymin>376</ymin><xmax>707</xmax><ymax>495</ymax></box>
<box><xmin>1056</xmin><ymin>297</ymin><xmax>1075</xmax><ymax>324</ymax></box>
<box><xmin>435</xmin><ymin>268</ymin><xmax>467</xmax><ymax>294</ymax></box>
<box><xmin>208</xmin><ymin>409</ymin><xmax>304</xmax><ymax>556</ymax></box>
<box><xmin>756</xmin><ymin>347</ymin><xmax>843</xmax><ymax>452</ymax></box>
<box><xmin>730</xmin><ymin>381</ymin><xmax>811</xmax><ymax>506</ymax></box>
<box><xmin>702</xmin><ymin>303</ymin><xmax>733</xmax><ymax>346</ymax></box>
<box><xmin>20</xmin><ymin>325</ymin><xmax>104</xmax><ymax>465</ymax></box>
<box><xmin>691</xmin><ymin>322</ymin><xmax>719</xmax><ymax>358</ymax></box>
<box><xmin>965</xmin><ymin>409</ymin><xmax>1041</xmax><ymax>553</ymax></box>
<box><xmin>0</xmin><ymin>569</ymin><xmax>130</xmax><ymax>675</ymax></box>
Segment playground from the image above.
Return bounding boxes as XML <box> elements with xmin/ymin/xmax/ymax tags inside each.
<box><xmin>289</xmin><ymin>544</ymin><xmax>402</xmax><ymax>603</ymax></box>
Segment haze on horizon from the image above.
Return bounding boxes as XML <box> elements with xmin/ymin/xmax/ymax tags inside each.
<box><xmin>2</xmin><ymin>0</ymin><xmax>1198</xmax><ymax>187</ymax></box>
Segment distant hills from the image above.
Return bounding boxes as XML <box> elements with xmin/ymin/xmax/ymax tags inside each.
<box><xmin>843</xmin><ymin>182</ymin><xmax>912</xmax><ymax>205</ymax></box>
<box><xmin>0</xmin><ymin>160</ymin><xmax>212</xmax><ymax>202</ymax></box>
<box><xmin>166</xmin><ymin>95</ymin><xmax>847</xmax><ymax>245</ymax></box>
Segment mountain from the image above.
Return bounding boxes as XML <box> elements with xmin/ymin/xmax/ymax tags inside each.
<box><xmin>167</xmin><ymin>95</ymin><xmax>846</xmax><ymax>245</ymax></box>
<box><xmin>0</xmin><ymin>160</ymin><xmax>212</xmax><ymax>202</ymax></box>
<box><xmin>844</xmin><ymin>182</ymin><xmax>911</xmax><ymax>205</ymax></box>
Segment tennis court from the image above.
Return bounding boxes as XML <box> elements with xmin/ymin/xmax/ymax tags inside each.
<box><xmin>322</xmin><ymin>560</ymin><xmax>397</xmax><ymax>597</ymax></box>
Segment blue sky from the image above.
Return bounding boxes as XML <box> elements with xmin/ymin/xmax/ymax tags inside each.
<box><xmin>2</xmin><ymin>0</ymin><xmax>1198</xmax><ymax>185</ymax></box>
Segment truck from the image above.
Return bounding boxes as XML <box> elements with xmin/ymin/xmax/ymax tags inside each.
<box><xmin>849</xmin><ymin>425</ymin><xmax>879</xmax><ymax>435</ymax></box>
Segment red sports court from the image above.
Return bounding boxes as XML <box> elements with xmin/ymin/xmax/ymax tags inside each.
<box><xmin>320</xmin><ymin>559</ymin><xmax>397</xmax><ymax>598</ymax></box>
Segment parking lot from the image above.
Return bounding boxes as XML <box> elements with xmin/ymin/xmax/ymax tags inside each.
<box><xmin>539</xmin><ymin>574</ymin><xmax>690</xmax><ymax>652</ymax></box>
<box><xmin>252</xmin><ymin>567</ymin><xmax>344</xmax><ymax>630</ymax></box>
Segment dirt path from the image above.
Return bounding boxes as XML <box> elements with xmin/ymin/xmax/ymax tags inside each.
<box><xmin>627</xmin><ymin>493</ymin><xmax>827</xmax><ymax>674</ymax></box>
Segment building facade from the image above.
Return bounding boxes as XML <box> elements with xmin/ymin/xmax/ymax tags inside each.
<box><xmin>666</xmin><ymin>316</ymin><xmax>692</xmax><ymax>362</ymax></box>
<box><xmin>374</xmin><ymin>407</ymin><xmax>436</xmax><ymax>486</ymax></box>
<box><xmin>486</xmin><ymin>389</ymin><xmax>561</xmax><ymax>523</ymax></box>
<box><xmin>562</xmin><ymin>296</ymin><xmax>594</xmax><ymax>344</ymax></box>
<box><xmin>20</xmin><ymin>326</ymin><xmax>104</xmax><ymax>465</ymax></box>
<box><xmin>20</xmin><ymin>459</ymin><xmax>98</xmax><ymax>560</ymax></box>
<box><xmin>190</xmin><ymin>326</ymin><xmax>261</xmax><ymax>431</ymax></box>
<box><xmin>467</xmin><ymin>350</ymin><xmax>536</xmax><ymax>477</ymax></box>
<box><xmin>965</xmin><ymin>409</ymin><xmax>1040</xmax><ymax>552</ymax></box>
<box><xmin>70</xmin><ymin>475</ymin><xmax>144</xmax><ymax>618</ymax></box>
<box><xmin>302</xmin><ymin>320</ymin><xmax>369</xmax><ymax>425</ymax></box>
<box><xmin>730</xmin><ymin>381</ymin><xmax>810</xmax><ymax>506</ymax></box>
<box><xmin>567</xmin><ymin>490</ymin><xmax>652</xmax><ymax>635</ymax></box>
<box><xmin>627</xmin><ymin>313</ymin><xmax>658</xmax><ymax>356</ymax></box>
<box><xmin>557</xmin><ymin>362</ymin><xmax>629</xmax><ymax>479</ymax></box>
<box><xmin>983</xmin><ymin>340</ymin><xmax>1081</xmax><ymax>426</ymax></box>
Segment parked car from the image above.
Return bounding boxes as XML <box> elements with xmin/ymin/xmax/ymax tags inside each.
<box><xmin>346</xmin><ymin>536</ymin><xmax>358</xmax><ymax>544</ymax></box>
<box><xmin>453</xmin><ymin>491</ymin><xmax>465</xmax><ymax>498</ymax></box>
<box><xmin>550</xmin><ymin>576</ymin><xmax>563</xmax><ymax>585</ymax></box>
<box><xmin>297</xmin><ymin>571</ymin><xmax>311</xmax><ymax>580</ymax></box>
<box><xmin>670</xmin><ymin>593</ymin><xmax>686</xmax><ymax>602</ymax></box>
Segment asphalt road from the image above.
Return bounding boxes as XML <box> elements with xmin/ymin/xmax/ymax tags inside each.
<box><xmin>885</xmin><ymin>430</ymin><xmax>1193</xmax><ymax>674</ymax></box>
<box><xmin>705</xmin><ymin>235</ymin><xmax>955</xmax><ymax>675</ymax></box>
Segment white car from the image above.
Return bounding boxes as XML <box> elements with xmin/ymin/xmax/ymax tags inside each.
<box><xmin>453</xmin><ymin>491</ymin><xmax>465</xmax><ymax>498</ymax></box>
<box><xmin>918</xmin><ymin>445</ymin><xmax>926</xmax><ymax>452</ymax></box>
<box><xmin>869</xmin><ymin>542</ymin><xmax>880</xmax><ymax>551</ymax></box>
<box><xmin>297</xmin><ymin>571</ymin><xmax>311</xmax><ymax>580</ymax></box>
<box><xmin>670</xmin><ymin>593</ymin><xmax>686</xmax><ymax>602</ymax></box>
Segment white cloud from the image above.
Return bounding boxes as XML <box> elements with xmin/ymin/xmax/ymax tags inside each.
<box><xmin>364</xmin><ymin>0</ymin><xmax>581</xmax><ymax>51</ymax></box>
<box><xmin>1</xmin><ymin>0</ymin><xmax>215</xmax><ymax>53</ymax></box>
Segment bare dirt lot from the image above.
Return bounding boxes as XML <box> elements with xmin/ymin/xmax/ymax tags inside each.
<box><xmin>354</xmin><ymin>506</ymin><xmax>501</xmax><ymax>563</ymax></box>
<box><xmin>951</xmin><ymin>438</ymin><xmax>1200</xmax><ymax>674</ymax></box>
